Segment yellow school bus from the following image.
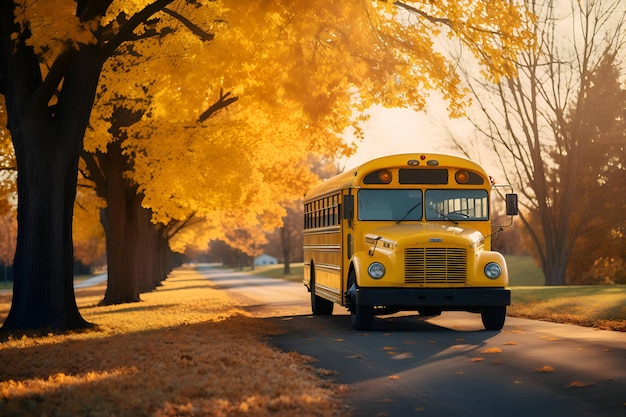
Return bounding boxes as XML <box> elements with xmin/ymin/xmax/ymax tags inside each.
<box><xmin>303</xmin><ymin>153</ymin><xmax>518</xmax><ymax>330</ymax></box>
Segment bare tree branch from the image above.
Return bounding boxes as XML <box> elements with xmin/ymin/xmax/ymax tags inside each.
<box><xmin>161</xmin><ymin>8</ymin><xmax>215</xmax><ymax>42</ymax></box>
<box><xmin>101</xmin><ymin>0</ymin><xmax>175</xmax><ymax>60</ymax></box>
<box><xmin>198</xmin><ymin>89</ymin><xmax>238</xmax><ymax>123</ymax></box>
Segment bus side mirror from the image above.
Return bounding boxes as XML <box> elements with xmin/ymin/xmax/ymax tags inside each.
<box><xmin>343</xmin><ymin>194</ymin><xmax>354</xmax><ymax>226</ymax></box>
<box><xmin>506</xmin><ymin>194</ymin><xmax>519</xmax><ymax>216</ymax></box>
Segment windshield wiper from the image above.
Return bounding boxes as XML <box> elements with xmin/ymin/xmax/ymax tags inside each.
<box><xmin>396</xmin><ymin>202</ymin><xmax>422</xmax><ymax>224</ymax></box>
<box><xmin>427</xmin><ymin>207</ymin><xmax>458</xmax><ymax>225</ymax></box>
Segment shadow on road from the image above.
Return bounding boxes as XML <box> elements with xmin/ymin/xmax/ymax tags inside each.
<box><xmin>266</xmin><ymin>312</ymin><xmax>497</xmax><ymax>382</ymax></box>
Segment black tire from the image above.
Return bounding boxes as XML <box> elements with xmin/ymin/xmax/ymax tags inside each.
<box><xmin>310</xmin><ymin>270</ymin><xmax>334</xmax><ymax>315</ymax></box>
<box><xmin>481</xmin><ymin>306</ymin><xmax>507</xmax><ymax>330</ymax></box>
<box><xmin>347</xmin><ymin>271</ymin><xmax>374</xmax><ymax>330</ymax></box>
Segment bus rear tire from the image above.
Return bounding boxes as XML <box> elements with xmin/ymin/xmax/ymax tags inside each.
<box><xmin>348</xmin><ymin>271</ymin><xmax>374</xmax><ymax>331</ymax></box>
<box><xmin>481</xmin><ymin>306</ymin><xmax>506</xmax><ymax>330</ymax></box>
<box><xmin>311</xmin><ymin>272</ymin><xmax>334</xmax><ymax>315</ymax></box>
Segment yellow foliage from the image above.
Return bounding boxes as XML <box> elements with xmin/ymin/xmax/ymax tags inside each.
<box><xmin>15</xmin><ymin>0</ymin><xmax>97</xmax><ymax>65</ymax></box>
<box><xmin>72</xmin><ymin>187</ymin><xmax>106</xmax><ymax>266</ymax></box>
<box><xmin>41</xmin><ymin>0</ymin><xmax>532</xmax><ymax>253</ymax></box>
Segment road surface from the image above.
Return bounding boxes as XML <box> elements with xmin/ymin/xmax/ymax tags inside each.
<box><xmin>197</xmin><ymin>265</ymin><xmax>626</xmax><ymax>417</ymax></box>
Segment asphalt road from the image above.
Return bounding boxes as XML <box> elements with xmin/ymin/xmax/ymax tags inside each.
<box><xmin>197</xmin><ymin>265</ymin><xmax>626</xmax><ymax>417</ymax></box>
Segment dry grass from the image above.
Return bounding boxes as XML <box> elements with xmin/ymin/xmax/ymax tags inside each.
<box><xmin>509</xmin><ymin>286</ymin><xmax>626</xmax><ymax>331</ymax></box>
<box><xmin>0</xmin><ymin>267</ymin><xmax>348</xmax><ymax>417</ymax></box>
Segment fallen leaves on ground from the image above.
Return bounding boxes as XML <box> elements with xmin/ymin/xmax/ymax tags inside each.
<box><xmin>567</xmin><ymin>380</ymin><xmax>594</xmax><ymax>388</ymax></box>
<box><xmin>0</xmin><ymin>267</ymin><xmax>348</xmax><ymax>417</ymax></box>
<box><xmin>535</xmin><ymin>365</ymin><xmax>555</xmax><ymax>373</ymax></box>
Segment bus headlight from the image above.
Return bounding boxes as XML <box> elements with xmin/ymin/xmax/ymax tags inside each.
<box><xmin>368</xmin><ymin>262</ymin><xmax>386</xmax><ymax>279</ymax></box>
<box><xmin>484</xmin><ymin>262</ymin><xmax>502</xmax><ymax>279</ymax></box>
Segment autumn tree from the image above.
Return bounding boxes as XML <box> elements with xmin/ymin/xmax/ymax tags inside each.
<box><xmin>0</xmin><ymin>0</ymin><xmax>185</xmax><ymax>332</ymax></box>
<box><xmin>262</xmin><ymin>155</ymin><xmax>342</xmax><ymax>274</ymax></box>
<box><xmin>208</xmin><ymin>239</ymin><xmax>246</xmax><ymax>269</ymax></box>
<box><xmin>558</xmin><ymin>51</ymin><xmax>626</xmax><ymax>284</ymax></box>
<box><xmin>455</xmin><ymin>0</ymin><xmax>626</xmax><ymax>285</ymax></box>
<box><xmin>0</xmin><ymin>0</ymin><xmax>531</xmax><ymax>331</ymax></box>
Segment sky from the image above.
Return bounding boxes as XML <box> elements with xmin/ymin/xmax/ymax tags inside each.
<box><xmin>339</xmin><ymin>99</ymin><xmax>515</xmax><ymax>186</ymax></box>
<box><xmin>340</xmin><ymin>100</ymin><xmax>475</xmax><ymax>171</ymax></box>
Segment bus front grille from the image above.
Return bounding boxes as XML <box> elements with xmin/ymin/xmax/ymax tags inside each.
<box><xmin>404</xmin><ymin>248</ymin><xmax>467</xmax><ymax>285</ymax></box>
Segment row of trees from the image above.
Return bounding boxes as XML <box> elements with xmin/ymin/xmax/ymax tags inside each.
<box><xmin>1</xmin><ymin>0</ymin><xmax>623</xmax><ymax>336</ymax></box>
<box><xmin>0</xmin><ymin>0</ymin><xmax>531</xmax><ymax>332</ymax></box>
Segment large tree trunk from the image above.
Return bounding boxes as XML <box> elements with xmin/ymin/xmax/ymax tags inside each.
<box><xmin>93</xmin><ymin>141</ymin><xmax>170</xmax><ymax>304</ymax></box>
<box><xmin>3</xmin><ymin>127</ymin><xmax>92</xmax><ymax>330</ymax></box>
<box><xmin>157</xmin><ymin>234</ymin><xmax>174</xmax><ymax>282</ymax></box>
<box><xmin>137</xmin><ymin>204</ymin><xmax>161</xmax><ymax>293</ymax></box>
<box><xmin>98</xmin><ymin>140</ymin><xmax>142</xmax><ymax>305</ymax></box>
<box><xmin>0</xmin><ymin>2</ymin><xmax>103</xmax><ymax>330</ymax></box>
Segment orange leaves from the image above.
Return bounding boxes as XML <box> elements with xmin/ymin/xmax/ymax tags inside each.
<box><xmin>481</xmin><ymin>347</ymin><xmax>502</xmax><ymax>354</ymax></box>
<box><xmin>568</xmin><ymin>380</ymin><xmax>594</xmax><ymax>388</ymax></box>
<box><xmin>0</xmin><ymin>268</ymin><xmax>345</xmax><ymax>417</ymax></box>
<box><xmin>535</xmin><ymin>365</ymin><xmax>555</xmax><ymax>373</ymax></box>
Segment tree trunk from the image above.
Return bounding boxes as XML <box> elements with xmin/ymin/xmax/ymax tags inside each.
<box><xmin>281</xmin><ymin>222</ymin><xmax>291</xmax><ymax>275</ymax></box>
<box><xmin>98</xmin><ymin>141</ymin><xmax>142</xmax><ymax>305</ymax></box>
<box><xmin>0</xmin><ymin>5</ymin><xmax>102</xmax><ymax>330</ymax></box>
<box><xmin>137</xmin><ymin>204</ymin><xmax>161</xmax><ymax>293</ymax></box>
<box><xmin>543</xmin><ymin>232</ymin><xmax>569</xmax><ymax>286</ymax></box>
<box><xmin>156</xmin><ymin>231</ymin><xmax>173</xmax><ymax>283</ymax></box>
<box><xmin>2</xmin><ymin>129</ymin><xmax>92</xmax><ymax>330</ymax></box>
<box><xmin>95</xmin><ymin>148</ymin><xmax>175</xmax><ymax>302</ymax></box>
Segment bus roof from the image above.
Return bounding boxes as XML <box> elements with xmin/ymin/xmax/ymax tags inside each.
<box><xmin>304</xmin><ymin>153</ymin><xmax>490</xmax><ymax>199</ymax></box>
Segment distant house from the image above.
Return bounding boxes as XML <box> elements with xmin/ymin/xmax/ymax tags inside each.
<box><xmin>254</xmin><ymin>254</ymin><xmax>278</xmax><ymax>266</ymax></box>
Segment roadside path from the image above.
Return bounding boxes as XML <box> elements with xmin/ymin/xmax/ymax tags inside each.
<box><xmin>0</xmin><ymin>273</ymin><xmax>108</xmax><ymax>294</ymax></box>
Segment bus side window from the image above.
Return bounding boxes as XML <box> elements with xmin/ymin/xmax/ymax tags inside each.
<box><xmin>343</xmin><ymin>194</ymin><xmax>354</xmax><ymax>227</ymax></box>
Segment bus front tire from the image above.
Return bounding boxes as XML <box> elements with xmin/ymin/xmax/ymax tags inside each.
<box><xmin>347</xmin><ymin>272</ymin><xmax>374</xmax><ymax>331</ymax></box>
<box><xmin>310</xmin><ymin>274</ymin><xmax>334</xmax><ymax>315</ymax></box>
<box><xmin>481</xmin><ymin>306</ymin><xmax>506</xmax><ymax>330</ymax></box>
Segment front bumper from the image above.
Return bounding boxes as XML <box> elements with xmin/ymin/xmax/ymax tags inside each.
<box><xmin>355</xmin><ymin>287</ymin><xmax>511</xmax><ymax>309</ymax></box>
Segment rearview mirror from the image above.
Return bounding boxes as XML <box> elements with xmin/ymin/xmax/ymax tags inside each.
<box><xmin>506</xmin><ymin>194</ymin><xmax>518</xmax><ymax>216</ymax></box>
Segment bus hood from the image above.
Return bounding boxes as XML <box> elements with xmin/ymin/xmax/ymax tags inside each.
<box><xmin>364</xmin><ymin>223</ymin><xmax>485</xmax><ymax>250</ymax></box>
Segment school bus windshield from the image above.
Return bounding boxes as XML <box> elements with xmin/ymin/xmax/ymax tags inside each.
<box><xmin>358</xmin><ymin>189</ymin><xmax>422</xmax><ymax>221</ymax></box>
<box><xmin>357</xmin><ymin>188</ymin><xmax>489</xmax><ymax>222</ymax></box>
